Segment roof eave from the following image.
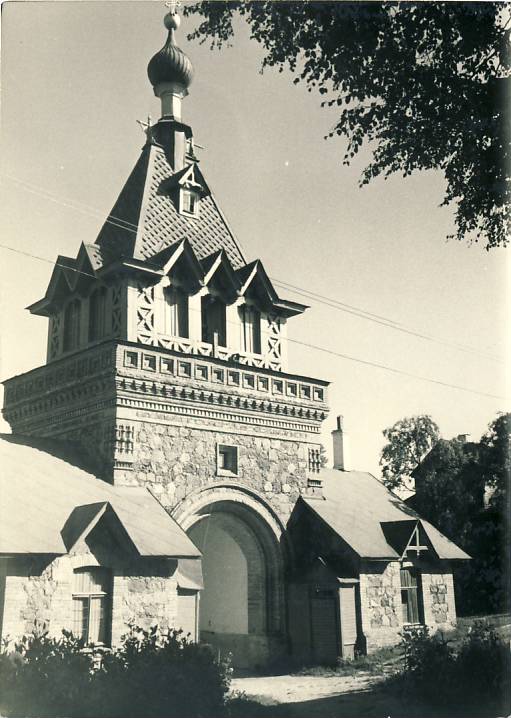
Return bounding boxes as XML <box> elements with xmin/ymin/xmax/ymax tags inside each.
<box><xmin>273</xmin><ymin>299</ymin><xmax>309</xmax><ymax>317</ymax></box>
<box><xmin>98</xmin><ymin>259</ymin><xmax>164</xmax><ymax>278</ymax></box>
<box><xmin>26</xmin><ymin>298</ymin><xmax>52</xmax><ymax>316</ymax></box>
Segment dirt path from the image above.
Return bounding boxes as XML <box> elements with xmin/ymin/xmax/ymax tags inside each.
<box><xmin>229</xmin><ymin>673</ymin><xmax>417</xmax><ymax>717</ymax></box>
<box><xmin>231</xmin><ymin>673</ymin><xmax>380</xmax><ymax>706</ymax></box>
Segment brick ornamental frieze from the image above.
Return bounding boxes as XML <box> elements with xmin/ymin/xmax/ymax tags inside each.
<box><xmin>3</xmin><ymin>340</ymin><xmax>328</xmax><ymax>435</ymax></box>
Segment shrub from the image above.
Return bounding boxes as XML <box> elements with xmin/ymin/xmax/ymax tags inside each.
<box><xmin>454</xmin><ymin>622</ymin><xmax>511</xmax><ymax>713</ymax></box>
<box><xmin>0</xmin><ymin>625</ymin><xmax>232</xmax><ymax>718</ymax></box>
<box><xmin>393</xmin><ymin>622</ymin><xmax>511</xmax><ymax>716</ymax></box>
<box><xmin>399</xmin><ymin>625</ymin><xmax>455</xmax><ymax>705</ymax></box>
<box><xmin>92</xmin><ymin>625</ymin><xmax>232</xmax><ymax>718</ymax></box>
<box><xmin>0</xmin><ymin>629</ymin><xmax>93</xmax><ymax>718</ymax></box>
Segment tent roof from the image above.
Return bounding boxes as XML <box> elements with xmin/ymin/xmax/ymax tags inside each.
<box><xmin>94</xmin><ymin>142</ymin><xmax>246</xmax><ymax>270</ymax></box>
<box><xmin>302</xmin><ymin>469</ymin><xmax>470</xmax><ymax>560</ymax></box>
<box><xmin>0</xmin><ymin>435</ymin><xmax>200</xmax><ymax>558</ymax></box>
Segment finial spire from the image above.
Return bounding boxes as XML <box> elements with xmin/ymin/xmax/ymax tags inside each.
<box><xmin>147</xmin><ymin>1</ymin><xmax>194</xmax><ymax>120</ymax></box>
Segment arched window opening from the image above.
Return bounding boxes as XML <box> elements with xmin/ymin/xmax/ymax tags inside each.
<box><xmin>400</xmin><ymin>566</ymin><xmax>423</xmax><ymax>625</ymax></box>
<box><xmin>63</xmin><ymin>299</ymin><xmax>81</xmax><ymax>352</ymax></box>
<box><xmin>164</xmin><ymin>286</ymin><xmax>189</xmax><ymax>338</ymax></box>
<box><xmin>73</xmin><ymin>567</ymin><xmax>112</xmax><ymax>645</ymax></box>
<box><xmin>88</xmin><ymin>286</ymin><xmax>108</xmax><ymax>342</ymax></box>
<box><xmin>202</xmin><ymin>296</ymin><xmax>226</xmax><ymax>347</ymax></box>
<box><xmin>241</xmin><ymin>306</ymin><xmax>261</xmax><ymax>354</ymax></box>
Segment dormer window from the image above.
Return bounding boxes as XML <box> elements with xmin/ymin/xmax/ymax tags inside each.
<box><xmin>63</xmin><ymin>299</ymin><xmax>81</xmax><ymax>352</ymax></box>
<box><xmin>164</xmin><ymin>286</ymin><xmax>189</xmax><ymax>338</ymax></box>
<box><xmin>202</xmin><ymin>296</ymin><xmax>226</xmax><ymax>347</ymax></box>
<box><xmin>88</xmin><ymin>286</ymin><xmax>108</xmax><ymax>342</ymax></box>
<box><xmin>241</xmin><ymin>305</ymin><xmax>261</xmax><ymax>355</ymax></box>
<box><xmin>180</xmin><ymin>189</ymin><xmax>199</xmax><ymax>217</ymax></box>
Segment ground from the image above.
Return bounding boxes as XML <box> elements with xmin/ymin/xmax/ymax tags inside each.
<box><xmin>230</xmin><ymin>673</ymin><xmax>416</xmax><ymax>717</ymax></box>
<box><xmin>229</xmin><ymin>615</ymin><xmax>511</xmax><ymax>718</ymax></box>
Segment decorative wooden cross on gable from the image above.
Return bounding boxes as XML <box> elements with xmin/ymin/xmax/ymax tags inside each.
<box><xmin>402</xmin><ymin>521</ymin><xmax>429</xmax><ymax>558</ymax></box>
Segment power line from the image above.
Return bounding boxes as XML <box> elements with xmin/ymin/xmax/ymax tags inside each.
<box><xmin>0</xmin><ymin>242</ymin><xmax>506</xmax><ymax>402</ymax></box>
<box><xmin>285</xmin><ymin>337</ymin><xmax>507</xmax><ymax>402</ymax></box>
<box><xmin>1</xmin><ymin>173</ymin><xmax>506</xmax><ymax>364</ymax></box>
<box><xmin>271</xmin><ymin>278</ymin><xmax>504</xmax><ymax>364</ymax></box>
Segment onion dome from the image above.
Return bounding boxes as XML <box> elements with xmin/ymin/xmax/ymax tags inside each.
<box><xmin>147</xmin><ymin>11</ymin><xmax>194</xmax><ymax>89</ymax></box>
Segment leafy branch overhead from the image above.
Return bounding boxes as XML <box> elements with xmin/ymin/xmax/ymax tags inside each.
<box><xmin>186</xmin><ymin>2</ymin><xmax>510</xmax><ymax>249</ymax></box>
<box><xmin>379</xmin><ymin>414</ymin><xmax>440</xmax><ymax>491</ymax></box>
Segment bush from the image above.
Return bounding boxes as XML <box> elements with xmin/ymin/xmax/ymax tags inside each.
<box><xmin>394</xmin><ymin>622</ymin><xmax>511</xmax><ymax>716</ymax></box>
<box><xmin>92</xmin><ymin>625</ymin><xmax>232</xmax><ymax>718</ymax></box>
<box><xmin>454</xmin><ymin>622</ymin><xmax>511</xmax><ymax>711</ymax></box>
<box><xmin>0</xmin><ymin>625</ymin><xmax>232</xmax><ymax>718</ymax></box>
<box><xmin>0</xmin><ymin>629</ymin><xmax>93</xmax><ymax>718</ymax></box>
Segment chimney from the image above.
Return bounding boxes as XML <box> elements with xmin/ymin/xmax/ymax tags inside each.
<box><xmin>332</xmin><ymin>415</ymin><xmax>350</xmax><ymax>471</ymax></box>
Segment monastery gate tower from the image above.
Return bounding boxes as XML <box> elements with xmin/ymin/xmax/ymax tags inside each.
<box><xmin>3</xmin><ymin>7</ymin><xmax>330</xmax><ymax>667</ymax></box>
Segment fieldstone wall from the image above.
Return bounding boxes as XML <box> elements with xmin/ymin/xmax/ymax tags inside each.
<box><xmin>1</xmin><ymin>556</ymin><xmax>73</xmax><ymax>641</ymax></box>
<box><xmin>357</xmin><ymin>563</ymin><xmax>458</xmax><ymax>652</ymax></box>
<box><xmin>421</xmin><ymin>570</ymin><xmax>457</xmax><ymax>630</ymax></box>
<box><xmin>116</xmin><ymin>418</ymin><xmax>316</xmax><ymax>523</ymax></box>
<box><xmin>111</xmin><ymin>561</ymin><xmax>179</xmax><ymax>644</ymax></box>
<box><xmin>359</xmin><ymin>561</ymin><xmax>402</xmax><ymax>651</ymax></box>
<box><xmin>0</xmin><ymin>552</ymin><xmax>183</xmax><ymax>647</ymax></box>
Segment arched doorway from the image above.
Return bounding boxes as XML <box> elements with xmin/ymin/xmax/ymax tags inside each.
<box><xmin>181</xmin><ymin>494</ymin><xmax>286</xmax><ymax>668</ymax></box>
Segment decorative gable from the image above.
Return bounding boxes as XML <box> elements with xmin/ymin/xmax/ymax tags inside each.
<box><xmin>163</xmin><ymin>164</ymin><xmax>208</xmax><ymax>219</ymax></box>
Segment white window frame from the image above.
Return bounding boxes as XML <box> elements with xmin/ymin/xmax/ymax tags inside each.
<box><xmin>163</xmin><ymin>286</ymin><xmax>189</xmax><ymax>338</ymax></box>
<box><xmin>241</xmin><ymin>305</ymin><xmax>262</xmax><ymax>355</ymax></box>
<box><xmin>72</xmin><ymin>567</ymin><xmax>112</xmax><ymax>646</ymax></box>
<box><xmin>180</xmin><ymin>188</ymin><xmax>200</xmax><ymax>217</ymax></box>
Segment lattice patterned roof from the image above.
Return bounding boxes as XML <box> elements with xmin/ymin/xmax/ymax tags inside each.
<box><xmin>94</xmin><ymin>142</ymin><xmax>246</xmax><ymax>269</ymax></box>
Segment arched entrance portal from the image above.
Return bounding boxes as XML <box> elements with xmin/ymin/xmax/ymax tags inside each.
<box><xmin>185</xmin><ymin>498</ymin><xmax>286</xmax><ymax>668</ymax></box>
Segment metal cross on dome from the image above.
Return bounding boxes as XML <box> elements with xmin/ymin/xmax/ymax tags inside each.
<box><xmin>165</xmin><ymin>0</ymin><xmax>181</xmax><ymax>14</ymax></box>
<box><xmin>136</xmin><ymin>115</ymin><xmax>152</xmax><ymax>137</ymax></box>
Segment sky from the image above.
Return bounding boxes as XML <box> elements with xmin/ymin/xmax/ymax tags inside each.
<box><xmin>0</xmin><ymin>1</ymin><xmax>509</xmax><ymax>477</ymax></box>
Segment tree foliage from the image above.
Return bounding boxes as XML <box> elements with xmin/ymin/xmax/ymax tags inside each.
<box><xmin>412</xmin><ymin>436</ymin><xmax>484</xmax><ymax>540</ymax></box>
<box><xmin>379</xmin><ymin>414</ymin><xmax>440</xmax><ymax>491</ymax></box>
<box><xmin>478</xmin><ymin>411</ymin><xmax>511</xmax><ymax>510</ymax></box>
<box><xmin>186</xmin><ymin>1</ymin><xmax>510</xmax><ymax>249</ymax></box>
<box><xmin>408</xmin><ymin>412</ymin><xmax>510</xmax><ymax>614</ymax></box>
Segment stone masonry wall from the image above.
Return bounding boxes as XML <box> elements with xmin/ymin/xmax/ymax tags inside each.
<box><xmin>1</xmin><ymin>556</ymin><xmax>72</xmax><ymax>641</ymax></box>
<box><xmin>359</xmin><ymin>561</ymin><xmax>402</xmax><ymax>652</ymax></box>
<box><xmin>1</xmin><ymin>553</ymin><xmax>182</xmax><ymax>647</ymax></box>
<box><xmin>116</xmin><ymin>417</ymin><xmax>317</xmax><ymax>523</ymax></box>
<box><xmin>111</xmin><ymin>569</ymin><xmax>178</xmax><ymax>645</ymax></box>
<box><xmin>421</xmin><ymin>570</ymin><xmax>457</xmax><ymax>631</ymax></box>
<box><xmin>358</xmin><ymin>562</ymin><xmax>458</xmax><ymax>653</ymax></box>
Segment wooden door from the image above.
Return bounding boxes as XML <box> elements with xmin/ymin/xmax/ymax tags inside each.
<box><xmin>310</xmin><ymin>590</ymin><xmax>339</xmax><ymax>664</ymax></box>
<box><xmin>177</xmin><ymin>589</ymin><xmax>198</xmax><ymax>641</ymax></box>
<box><xmin>339</xmin><ymin>584</ymin><xmax>358</xmax><ymax>659</ymax></box>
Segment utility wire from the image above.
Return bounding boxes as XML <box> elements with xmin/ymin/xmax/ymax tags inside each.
<box><xmin>271</xmin><ymin>278</ymin><xmax>504</xmax><ymax>364</ymax></box>
<box><xmin>285</xmin><ymin>337</ymin><xmax>507</xmax><ymax>402</ymax></box>
<box><xmin>1</xmin><ymin>173</ymin><xmax>506</xmax><ymax>363</ymax></box>
<box><xmin>0</xmin><ymin>242</ymin><xmax>506</xmax><ymax>402</ymax></box>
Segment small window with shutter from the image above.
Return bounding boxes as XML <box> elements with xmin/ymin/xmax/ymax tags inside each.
<box><xmin>400</xmin><ymin>567</ymin><xmax>423</xmax><ymax>625</ymax></box>
<box><xmin>72</xmin><ymin>567</ymin><xmax>112</xmax><ymax>645</ymax></box>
